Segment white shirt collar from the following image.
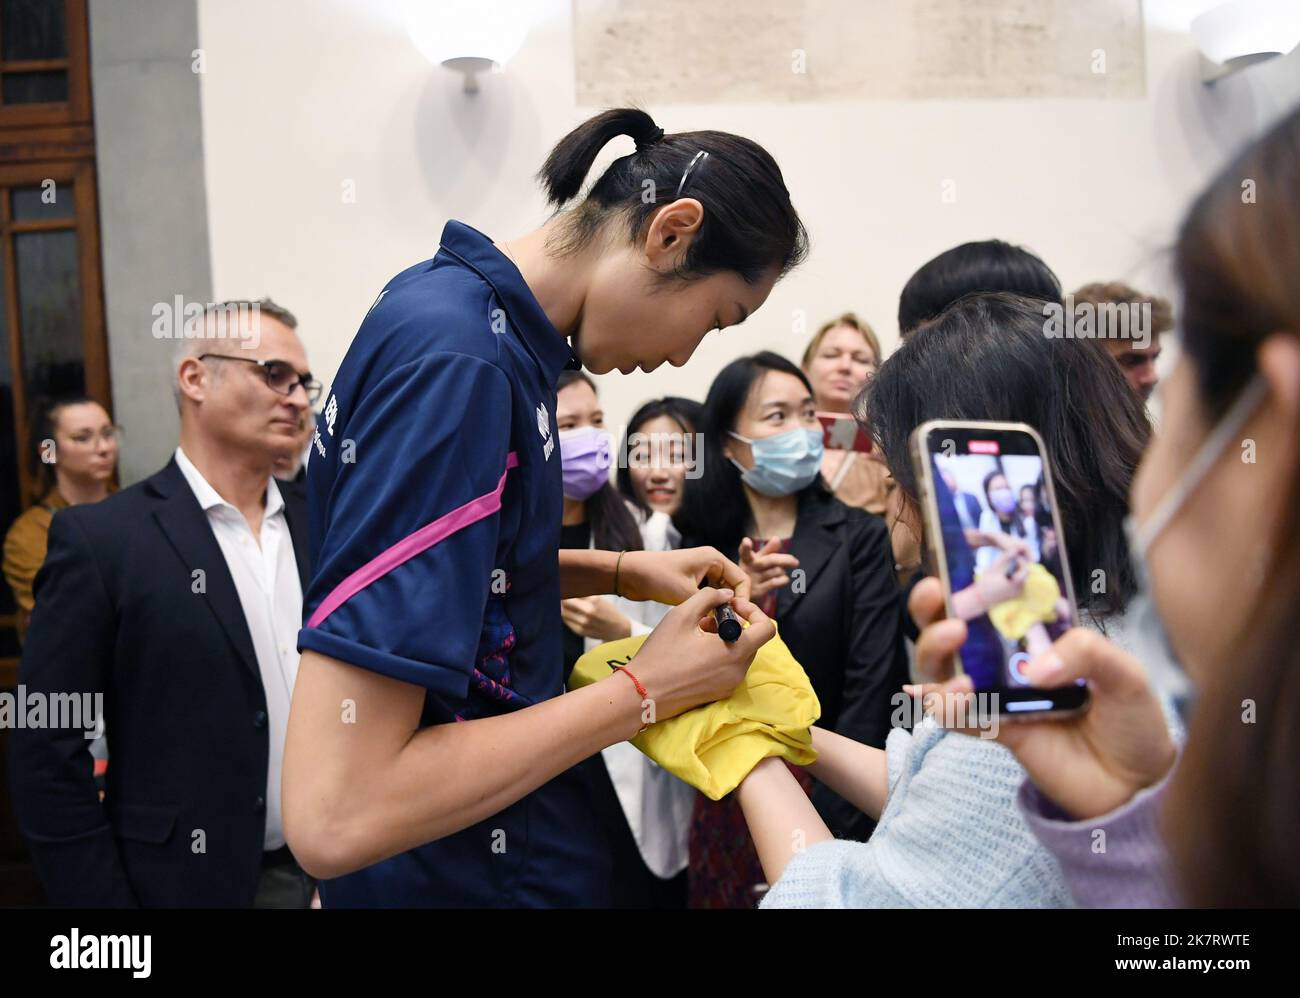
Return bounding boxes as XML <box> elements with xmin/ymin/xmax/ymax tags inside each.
<box><xmin>174</xmin><ymin>446</ymin><xmax>284</xmax><ymax>518</ymax></box>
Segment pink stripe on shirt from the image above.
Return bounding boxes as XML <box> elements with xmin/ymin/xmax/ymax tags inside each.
<box><xmin>306</xmin><ymin>451</ymin><xmax>519</xmax><ymax>629</ymax></box>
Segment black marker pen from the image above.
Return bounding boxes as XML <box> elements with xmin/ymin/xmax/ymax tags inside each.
<box><xmin>699</xmin><ymin>578</ymin><xmax>743</xmax><ymax>642</ymax></box>
<box><xmin>714</xmin><ymin>603</ymin><xmax>742</xmax><ymax>642</ymax></box>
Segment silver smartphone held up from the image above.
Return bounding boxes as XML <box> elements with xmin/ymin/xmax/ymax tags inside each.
<box><xmin>911</xmin><ymin>420</ymin><xmax>1089</xmax><ymax>719</ymax></box>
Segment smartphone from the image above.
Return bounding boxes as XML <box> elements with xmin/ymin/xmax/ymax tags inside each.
<box><xmin>910</xmin><ymin>420</ymin><xmax>1088</xmax><ymax>718</ymax></box>
<box><xmin>817</xmin><ymin>412</ymin><xmax>872</xmax><ymax>453</ymax></box>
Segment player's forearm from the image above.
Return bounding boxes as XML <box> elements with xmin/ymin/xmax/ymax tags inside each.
<box><xmin>804</xmin><ymin>726</ymin><xmax>890</xmax><ymax>820</ymax></box>
<box><xmin>402</xmin><ymin>676</ymin><xmax>642</xmax><ymax>834</ymax></box>
<box><xmin>737</xmin><ymin>756</ymin><xmax>834</xmax><ymax>885</ymax></box>
<box><xmin>558</xmin><ymin>547</ymin><xmax>619</xmax><ymax>598</ymax></box>
<box><xmin>951</xmin><ymin>582</ymin><xmax>987</xmax><ymax>620</ymax></box>
<box><xmin>285</xmin><ymin>650</ymin><xmax>644</xmax><ymax>878</ymax></box>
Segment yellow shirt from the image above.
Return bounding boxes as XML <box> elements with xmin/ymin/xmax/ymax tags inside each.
<box><xmin>986</xmin><ymin>563</ymin><xmax>1063</xmax><ymax>640</ymax></box>
<box><xmin>568</xmin><ymin>623</ymin><xmax>820</xmax><ymax>800</ymax></box>
<box><xmin>4</xmin><ymin>488</ymin><xmax>77</xmax><ymax>644</ymax></box>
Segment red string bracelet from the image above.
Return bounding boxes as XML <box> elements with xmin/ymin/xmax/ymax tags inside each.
<box><xmin>612</xmin><ymin>664</ymin><xmax>647</xmax><ymax>699</ymax></box>
<box><xmin>611</xmin><ymin>665</ymin><xmax>650</xmax><ymax>734</ymax></box>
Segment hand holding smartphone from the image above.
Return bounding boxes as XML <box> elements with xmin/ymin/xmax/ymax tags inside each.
<box><xmin>910</xmin><ymin>420</ymin><xmax>1089</xmax><ymax>719</ymax></box>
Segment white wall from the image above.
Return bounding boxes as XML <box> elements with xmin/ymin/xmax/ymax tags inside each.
<box><xmin>196</xmin><ymin>0</ymin><xmax>1300</xmax><ymax>436</ymax></box>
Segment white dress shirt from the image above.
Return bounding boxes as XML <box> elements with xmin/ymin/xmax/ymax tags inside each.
<box><xmin>174</xmin><ymin>446</ymin><xmax>303</xmax><ymax>850</ymax></box>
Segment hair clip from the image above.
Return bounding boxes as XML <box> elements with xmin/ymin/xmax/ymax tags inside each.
<box><xmin>675</xmin><ymin>150</ymin><xmax>710</xmax><ymax>198</ymax></box>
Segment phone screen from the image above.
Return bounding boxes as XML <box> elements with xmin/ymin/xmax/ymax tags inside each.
<box><xmin>817</xmin><ymin>412</ymin><xmax>872</xmax><ymax>453</ymax></box>
<box><xmin>918</xmin><ymin>423</ymin><xmax>1088</xmax><ymax>715</ymax></box>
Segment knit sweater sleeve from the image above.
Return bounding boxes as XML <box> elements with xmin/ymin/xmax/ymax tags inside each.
<box><xmin>1016</xmin><ymin>753</ymin><xmax>1183</xmax><ymax>908</ymax></box>
<box><xmin>761</xmin><ymin>722</ymin><xmax>1073</xmax><ymax>908</ymax></box>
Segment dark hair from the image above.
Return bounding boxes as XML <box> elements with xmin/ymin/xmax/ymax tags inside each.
<box><xmin>898</xmin><ymin>239</ymin><xmax>1062</xmax><ymax>335</ymax></box>
<box><xmin>1165</xmin><ymin>102</ymin><xmax>1300</xmax><ymax>907</ymax></box>
<box><xmin>27</xmin><ymin>394</ymin><xmax>108</xmax><ymax>498</ymax></box>
<box><xmin>673</xmin><ymin>351</ymin><xmax>829</xmax><ymax>553</ymax></box>
<box><xmin>863</xmin><ymin>292</ymin><xmax>1149</xmax><ymax>616</ymax></box>
<box><xmin>538</xmin><ymin>108</ymin><xmax>808</xmax><ymax>284</ymax></box>
<box><xmin>556</xmin><ymin>369</ymin><xmax>642</xmax><ymax>553</ymax></box>
<box><xmin>616</xmin><ymin>395</ymin><xmax>704</xmax><ymax>516</ymax></box>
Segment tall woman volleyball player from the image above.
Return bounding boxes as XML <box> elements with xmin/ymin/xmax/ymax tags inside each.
<box><xmin>283</xmin><ymin>109</ymin><xmax>807</xmax><ymax>906</ymax></box>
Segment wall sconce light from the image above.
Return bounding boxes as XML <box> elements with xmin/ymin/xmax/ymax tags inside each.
<box><xmin>405</xmin><ymin>0</ymin><xmax>530</xmax><ymax>94</ymax></box>
<box><xmin>1191</xmin><ymin>0</ymin><xmax>1300</xmax><ymax>83</ymax></box>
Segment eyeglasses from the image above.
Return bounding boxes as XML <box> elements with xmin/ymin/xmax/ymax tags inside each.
<box><xmin>198</xmin><ymin>354</ymin><xmax>322</xmax><ymax>403</ymax></box>
<box><xmin>67</xmin><ymin>425</ymin><xmax>123</xmax><ymax>446</ymax></box>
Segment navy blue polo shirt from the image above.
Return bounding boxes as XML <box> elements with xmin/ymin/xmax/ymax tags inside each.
<box><xmin>297</xmin><ymin>220</ymin><xmax>609</xmax><ymax>907</ymax></box>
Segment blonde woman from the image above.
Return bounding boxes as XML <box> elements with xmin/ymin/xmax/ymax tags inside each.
<box><xmin>801</xmin><ymin>313</ymin><xmax>919</xmax><ymax>579</ymax></box>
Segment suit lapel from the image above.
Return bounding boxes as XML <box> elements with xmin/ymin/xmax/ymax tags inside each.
<box><xmin>775</xmin><ymin>491</ymin><xmax>842</xmax><ymax>620</ymax></box>
<box><xmin>281</xmin><ymin>484</ymin><xmax>310</xmax><ymax>592</ymax></box>
<box><xmin>148</xmin><ymin>459</ymin><xmax>261</xmax><ymax>683</ymax></box>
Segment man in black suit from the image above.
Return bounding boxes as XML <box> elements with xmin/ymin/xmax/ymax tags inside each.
<box><xmin>9</xmin><ymin>299</ymin><xmax>319</xmax><ymax>907</ymax></box>
<box><xmin>940</xmin><ymin>464</ymin><xmax>984</xmax><ymax>532</ymax></box>
<box><xmin>273</xmin><ymin>407</ymin><xmax>316</xmax><ymax>489</ymax></box>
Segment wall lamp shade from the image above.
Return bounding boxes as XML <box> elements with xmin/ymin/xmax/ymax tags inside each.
<box><xmin>405</xmin><ymin>1</ymin><xmax>530</xmax><ymax>93</ymax></box>
<box><xmin>1190</xmin><ymin>0</ymin><xmax>1300</xmax><ymax>82</ymax></box>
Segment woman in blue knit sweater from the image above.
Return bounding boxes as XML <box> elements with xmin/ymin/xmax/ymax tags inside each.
<box><xmin>904</xmin><ymin>103</ymin><xmax>1300</xmax><ymax>909</ymax></box>
<box><xmin>742</xmin><ymin>291</ymin><xmax>1171</xmax><ymax>908</ymax></box>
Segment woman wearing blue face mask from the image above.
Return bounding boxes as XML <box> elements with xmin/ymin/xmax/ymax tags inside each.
<box><xmin>673</xmin><ymin>351</ymin><xmax>909</xmax><ymax>907</ymax></box>
<box><xmin>738</xmin><ymin>293</ymin><xmax>1160</xmax><ymax>909</ymax></box>
<box><xmin>906</xmin><ymin>101</ymin><xmax>1300</xmax><ymax>907</ymax></box>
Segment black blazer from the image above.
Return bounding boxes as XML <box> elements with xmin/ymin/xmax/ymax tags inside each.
<box><xmin>690</xmin><ymin>486</ymin><xmax>909</xmax><ymax>841</ymax></box>
<box><xmin>8</xmin><ymin>458</ymin><xmax>310</xmax><ymax>907</ymax></box>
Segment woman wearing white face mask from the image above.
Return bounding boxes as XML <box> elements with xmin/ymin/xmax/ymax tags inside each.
<box><xmin>908</xmin><ymin>102</ymin><xmax>1300</xmax><ymax>907</ymax></box>
<box><xmin>673</xmin><ymin>351</ymin><xmax>909</xmax><ymax>907</ymax></box>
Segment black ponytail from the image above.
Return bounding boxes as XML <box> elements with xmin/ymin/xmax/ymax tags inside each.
<box><xmin>537</xmin><ymin>107</ymin><xmax>807</xmax><ymax>284</ymax></box>
<box><xmin>539</xmin><ymin>108</ymin><xmax>664</xmax><ymax>206</ymax></box>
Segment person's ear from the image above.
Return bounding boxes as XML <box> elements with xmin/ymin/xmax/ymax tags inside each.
<box><xmin>176</xmin><ymin>356</ymin><xmax>208</xmax><ymax>405</ymax></box>
<box><xmin>642</xmin><ymin>199</ymin><xmax>704</xmax><ymax>272</ymax></box>
<box><xmin>1257</xmin><ymin>333</ymin><xmax>1300</xmax><ymax>416</ymax></box>
<box><xmin>1256</xmin><ymin>333</ymin><xmax>1300</xmax><ymax>480</ymax></box>
<box><xmin>723</xmin><ymin>436</ymin><xmax>753</xmax><ymax>469</ymax></box>
<box><xmin>1251</xmin><ymin>333</ymin><xmax>1300</xmax><ymax>566</ymax></box>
